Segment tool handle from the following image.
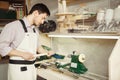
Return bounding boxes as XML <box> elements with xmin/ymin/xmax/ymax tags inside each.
<box><xmin>34</xmin><ymin>53</ymin><xmax>47</xmax><ymax>57</ymax></box>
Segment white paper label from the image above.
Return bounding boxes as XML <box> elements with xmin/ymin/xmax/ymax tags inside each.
<box><xmin>71</xmin><ymin>62</ymin><xmax>77</xmax><ymax>68</ymax></box>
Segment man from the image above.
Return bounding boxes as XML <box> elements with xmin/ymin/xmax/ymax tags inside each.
<box><xmin>0</xmin><ymin>3</ymin><xmax>53</xmax><ymax>80</ymax></box>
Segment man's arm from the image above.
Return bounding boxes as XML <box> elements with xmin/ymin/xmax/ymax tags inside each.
<box><xmin>37</xmin><ymin>45</ymin><xmax>54</xmax><ymax>56</ymax></box>
<box><xmin>8</xmin><ymin>49</ymin><xmax>35</xmax><ymax>60</ymax></box>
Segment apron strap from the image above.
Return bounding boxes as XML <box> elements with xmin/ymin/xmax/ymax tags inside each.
<box><xmin>9</xmin><ymin>59</ymin><xmax>36</xmax><ymax>64</ymax></box>
<box><xmin>19</xmin><ymin>19</ymin><xmax>28</xmax><ymax>32</ymax></box>
<box><xmin>33</xmin><ymin>28</ymin><xmax>36</xmax><ymax>33</ymax></box>
<box><xmin>19</xmin><ymin>19</ymin><xmax>36</xmax><ymax>33</ymax></box>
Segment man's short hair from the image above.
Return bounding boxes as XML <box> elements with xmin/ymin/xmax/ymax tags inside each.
<box><xmin>28</xmin><ymin>3</ymin><xmax>50</xmax><ymax>16</ymax></box>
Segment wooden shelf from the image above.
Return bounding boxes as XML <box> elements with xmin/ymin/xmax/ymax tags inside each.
<box><xmin>56</xmin><ymin>12</ymin><xmax>75</xmax><ymax>16</ymax></box>
<box><xmin>0</xmin><ymin>0</ymin><xmax>26</xmax><ymax>26</ymax></box>
<box><xmin>0</xmin><ymin>19</ymin><xmax>16</xmax><ymax>21</ymax></box>
<box><xmin>4</xmin><ymin>0</ymin><xmax>25</xmax><ymax>3</ymax></box>
<box><xmin>0</xmin><ymin>19</ymin><xmax>16</xmax><ymax>26</ymax></box>
<box><xmin>48</xmin><ymin>32</ymin><xmax>120</xmax><ymax>39</ymax></box>
<box><xmin>75</xmin><ymin>15</ymin><xmax>96</xmax><ymax>24</ymax></box>
<box><xmin>11</xmin><ymin>0</ymin><xmax>24</xmax><ymax>2</ymax></box>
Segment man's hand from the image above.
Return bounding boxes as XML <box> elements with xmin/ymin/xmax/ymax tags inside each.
<box><xmin>20</xmin><ymin>52</ymin><xmax>35</xmax><ymax>60</ymax></box>
<box><xmin>47</xmin><ymin>50</ymin><xmax>54</xmax><ymax>56</ymax></box>
<box><xmin>8</xmin><ymin>49</ymin><xmax>35</xmax><ymax>60</ymax></box>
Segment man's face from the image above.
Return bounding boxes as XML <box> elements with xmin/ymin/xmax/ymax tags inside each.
<box><xmin>34</xmin><ymin>13</ymin><xmax>47</xmax><ymax>26</ymax></box>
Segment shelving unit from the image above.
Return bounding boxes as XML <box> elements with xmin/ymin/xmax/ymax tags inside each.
<box><xmin>47</xmin><ymin>33</ymin><xmax>120</xmax><ymax>80</ymax></box>
<box><xmin>9</xmin><ymin>0</ymin><xmax>26</xmax><ymax>19</ymax></box>
<box><xmin>48</xmin><ymin>32</ymin><xmax>120</xmax><ymax>39</ymax></box>
<box><xmin>0</xmin><ymin>0</ymin><xmax>26</xmax><ymax>26</ymax></box>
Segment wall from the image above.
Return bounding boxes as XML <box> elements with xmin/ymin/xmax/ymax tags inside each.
<box><xmin>30</xmin><ymin>0</ymin><xmax>110</xmax><ymax>20</ymax></box>
<box><xmin>30</xmin><ymin>0</ymin><xmax>119</xmax><ymax>79</ymax></box>
<box><xmin>30</xmin><ymin>0</ymin><xmax>58</xmax><ymax>20</ymax></box>
<box><xmin>110</xmin><ymin>0</ymin><xmax>120</xmax><ymax>8</ymax></box>
<box><xmin>39</xmin><ymin>33</ymin><xmax>51</xmax><ymax>47</ymax></box>
<box><xmin>31</xmin><ymin>0</ymin><xmax>112</xmax><ymax>43</ymax></box>
<box><xmin>51</xmin><ymin>38</ymin><xmax>117</xmax><ymax>78</ymax></box>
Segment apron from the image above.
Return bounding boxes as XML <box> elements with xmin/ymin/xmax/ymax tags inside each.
<box><xmin>8</xmin><ymin>20</ymin><xmax>37</xmax><ymax>80</ymax></box>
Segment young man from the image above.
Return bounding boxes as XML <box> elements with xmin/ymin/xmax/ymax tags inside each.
<box><xmin>0</xmin><ymin>3</ymin><xmax>53</xmax><ymax>80</ymax></box>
